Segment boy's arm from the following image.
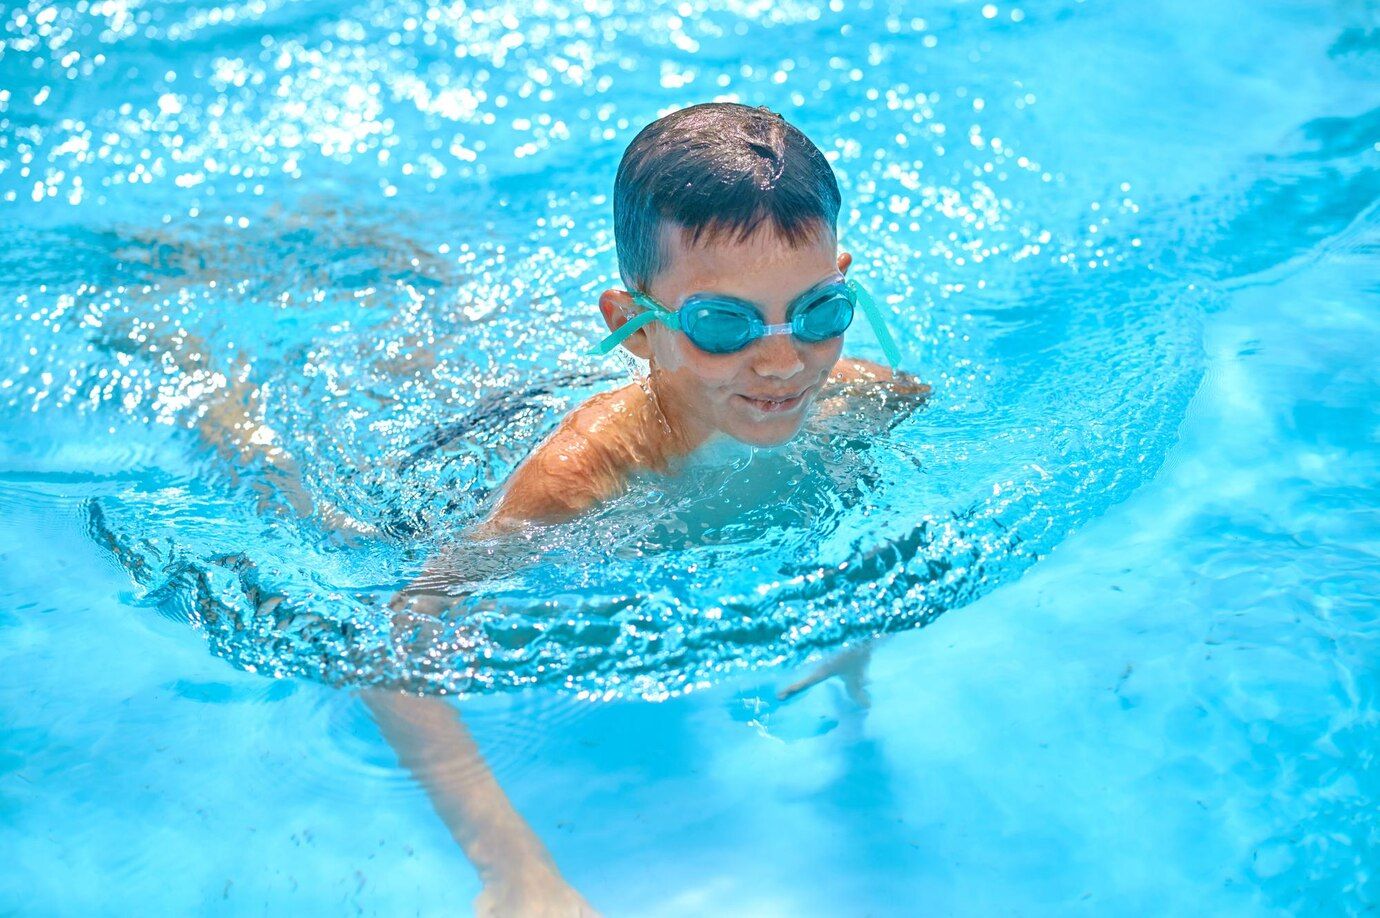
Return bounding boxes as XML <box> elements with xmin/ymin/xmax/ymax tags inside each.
<box><xmin>362</xmin><ymin>690</ymin><xmax>598</xmax><ymax>917</ymax></box>
<box><xmin>168</xmin><ymin>348</ymin><xmax>597</xmax><ymax>915</ymax></box>
<box><xmin>363</xmin><ymin>419</ymin><xmax>636</xmax><ymax>915</ymax></box>
<box><xmin>365</xmin><ymin>475</ymin><xmax>602</xmax><ymax>917</ymax></box>
<box><xmin>372</xmin><ymin>447</ymin><xmax>609</xmax><ymax>914</ymax></box>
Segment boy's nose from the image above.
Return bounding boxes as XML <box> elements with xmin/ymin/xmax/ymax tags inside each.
<box><xmin>751</xmin><ymin>332</ymin><xmax>805</xmax><ymax>379</ymax></box>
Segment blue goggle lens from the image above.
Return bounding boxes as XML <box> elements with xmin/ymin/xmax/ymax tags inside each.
<box><xmin>681</xmin><ymin>303</ymin><xmax>758</xmax><ymax>353</ymax></box>
<box><xmin>680</xmin><ymin>285</ymin><xmax>855</xmax><ymax>354</ymax></box>
<box><xmin>793</xmin><ymin>290</ymin><xmax>854</xmax><ymax>343</ymax></box>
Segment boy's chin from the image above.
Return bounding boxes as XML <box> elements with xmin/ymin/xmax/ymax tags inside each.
<box><xmin>723</xmin><ymin>415</ymin><xmax>807</xmax><ymax>448</ymax></box>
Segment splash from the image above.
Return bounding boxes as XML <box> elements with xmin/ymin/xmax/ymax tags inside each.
<box><xmin>0</xmin><ymin>0</ymin><xmax>1221</xmax><ymax>698</ymax></box>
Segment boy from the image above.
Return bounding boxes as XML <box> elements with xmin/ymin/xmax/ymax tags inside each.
<box><xmin>186</xmin><ymin>102</ymin><xmax>928</xmax><ymax>915</ymax></box>
<box><xmin>367</xmin><ymin>102</ymin><xmax>928</xmax><ymax>916</ymax></box>
<box><xmin>475</xmin><ymin>102</ymin><xmax>926</xmax><ymax>532</ymax></box>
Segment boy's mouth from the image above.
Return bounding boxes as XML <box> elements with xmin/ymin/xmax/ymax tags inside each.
<box><xmin>737</xmin><ymin>388</ymin><xmax>810</xmax><ymax>414</ymax></box>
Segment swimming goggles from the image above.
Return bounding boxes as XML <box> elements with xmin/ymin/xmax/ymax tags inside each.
<box><xmin>587</xmin><ymin>273</ymin><xmax>903</xmax><ymax>369</ymax></box>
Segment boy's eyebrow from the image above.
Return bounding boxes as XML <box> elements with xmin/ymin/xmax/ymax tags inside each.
<box><xmin>682</xmin><ymin>270</ymin><xmax>841</xmax><ymax>306</ymax></box>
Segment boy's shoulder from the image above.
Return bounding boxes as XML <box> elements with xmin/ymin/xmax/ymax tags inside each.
<box><xmin>560</xmin><ymin>382</ymin><xmax>656</xmax><ymax>441</ymax></box>
<box><xmin>489</xmin><ymin>383</ymin><xmax>661</xmax><ymax>525</ymax></box>
<box><xmin>829</xmin><ymin>357</ymin><xmax>931</xmax><ymax>397</ymax></box>
<box><xmin>829</xmin><ymin>357</ymin><xmax>892</xmax><ymax>384</ymax></box>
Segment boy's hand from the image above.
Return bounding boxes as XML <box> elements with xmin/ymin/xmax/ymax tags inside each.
<box><xmin>776</xmin><ymin>640</ymin><xmax>874</xmax><ymax>708</ymax></box>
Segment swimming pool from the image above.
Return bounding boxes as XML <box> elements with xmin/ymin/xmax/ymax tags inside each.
<box><xmin>3</xmin><ymin>0</ymin><xmax>1377</xmax><ymax>913</ymax></box>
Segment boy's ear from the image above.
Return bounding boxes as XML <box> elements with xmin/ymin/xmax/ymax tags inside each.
<box><xmin>598</xmin><ymin>289</ymin><xmax>654</xmax><ymax>360</ymax></box>
<box><xmin>837</xmin><ymin>250</ymin><xmax>853</xmax><ymax>275</ymax></box>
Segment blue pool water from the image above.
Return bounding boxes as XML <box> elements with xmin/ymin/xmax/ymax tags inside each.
<box><xmin>3</xmin><ymin>0</ymin><xmax>1378</xmax><ymax>913</ymax></box>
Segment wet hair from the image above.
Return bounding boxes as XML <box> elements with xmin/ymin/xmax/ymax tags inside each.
<box><xmin>613</xmin><ymin>102</ymin><xmax>842</xmax><ymax>291</ymax></box>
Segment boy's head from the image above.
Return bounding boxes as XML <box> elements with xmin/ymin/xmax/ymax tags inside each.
<box><xmin>600</xmin><ymin>102</ymin><xmax>852</xmax><ymax>448</ymax></box>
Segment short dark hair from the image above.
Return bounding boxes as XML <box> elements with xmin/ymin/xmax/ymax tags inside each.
<box><xmin>613</xmin><ymin>102</ymin><xmax>842</xmax><ymax>291</ymax></box>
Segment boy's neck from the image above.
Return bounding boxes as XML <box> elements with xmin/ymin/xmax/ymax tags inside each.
<box><xmin>640</xmin><ymin>372</ymin><xmax>715</xmax><ymax>461</ymax></box>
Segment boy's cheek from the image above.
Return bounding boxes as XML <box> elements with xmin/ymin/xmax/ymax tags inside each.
<box><xmin>649</xmin><ymin>342</ymin><xmax>738</xmax><ymax>403</ymax></box>
<box><xmin>671</xmin><ymin>340</ymin><xmax>745</xmax><ymax>387</ymax></box>
<box><xmin>645</xmin><ymin>332</ymin><xmax>689</xmax><ymax>374</ymax></box>
<box><xmin>818</xmin><ymin>337</ymin><xmax>845</xmax><ymax>368</ymax></box>
<box><xmin>652</xmin><ymin>330</ymin><xmax>711</xmax><ymax>373</ymax></box>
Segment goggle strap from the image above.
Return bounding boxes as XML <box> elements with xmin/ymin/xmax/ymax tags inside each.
<box><xmin>846</xmin><ymin>278</ymin><xmax>904</xmax><ymax>370</ymax></box>
<box><xmin>586</xmin><ymin>305</ymin><xmax>667</xmax><ymax>356</ymax></box>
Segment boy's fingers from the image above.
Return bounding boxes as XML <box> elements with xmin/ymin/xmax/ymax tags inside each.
<box><xmin>775</xmin><ymin>672</ymin><xmax>820</xmax><ymax>701</ymax></box>
<box><xmin>775</xmin><ymin>662</ymin><xmax>836</xmax><ymax>701</ymax></box>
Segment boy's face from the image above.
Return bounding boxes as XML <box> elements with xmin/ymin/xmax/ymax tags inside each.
<box><xmin>602</xmin><ymin>222</ymin><xmax>849</xmax><ymax>449</ymax></box>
